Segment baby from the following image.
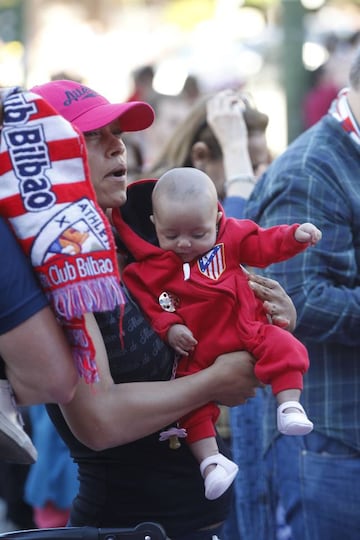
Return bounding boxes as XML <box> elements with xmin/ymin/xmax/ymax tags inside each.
<box><xmin>113</xmin><ymin>167</ymin><xmax>322</xmax><ymax>500</ymax></box>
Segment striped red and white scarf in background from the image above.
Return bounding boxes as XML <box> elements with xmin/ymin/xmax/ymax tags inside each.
<box><xmin>330</xmin><ymin>86</ymin><xmax>360</xmax><ymax>145</ymax></box>
<box><xmin>0</xmin><ymin>86</ymin><xmax>125</xmax><ymax>384</ymax></box>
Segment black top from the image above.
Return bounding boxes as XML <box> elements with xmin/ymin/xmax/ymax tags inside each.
<box><xmin>47</xmin><ymin>288</ymin><xmax>231</xmax><ymax>538</ymax></box>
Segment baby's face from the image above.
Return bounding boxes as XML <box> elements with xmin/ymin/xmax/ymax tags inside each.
<box><xmin>153</xmin><ymin>199</ymin><xmax>219</xmax><ymax>263</ymax></box>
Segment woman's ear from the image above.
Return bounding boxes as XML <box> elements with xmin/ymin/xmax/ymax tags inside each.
<box><xmin>190</xmin><ymin>141</ymin><xmax>211</xmax><ymax>170</ymax></box>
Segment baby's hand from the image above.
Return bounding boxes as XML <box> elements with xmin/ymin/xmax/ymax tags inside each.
<box><xmin>168</xmin><ymin>324</ymin><xmax>198</xmax><ymax>356</ymax></box>
<box><xmin>295</xmin><ymin>223</ymin><xmax>322</xmax><ymax>246</ymax></box>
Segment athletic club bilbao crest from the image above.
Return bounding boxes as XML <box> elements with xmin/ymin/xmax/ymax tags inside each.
<box><xmin>198</xmin><ymin>243</ymin><xmax>225</xmax><ymax>280</ymax></box>
<box><xmin>31</xmin><ymin>198</ymin><xmax>116</xmax><ymax>291</ymax></box>
<box><xmin>32</xmin><ymin>198</ymin><xmax>110</xmax><ymax>265</ymax></box>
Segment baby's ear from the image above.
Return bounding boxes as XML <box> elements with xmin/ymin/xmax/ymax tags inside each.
<box><xmin>217</xmin><ymin>211</ymin><xmax>223</xmax><ymax>223</ymax></box>
<box><xmin>150</xmin><ymin>214</ymin><xmax>155</xmax><ymax>224</ymax></box>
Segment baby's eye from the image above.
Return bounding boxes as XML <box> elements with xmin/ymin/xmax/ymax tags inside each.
<box><xmin>193</xmin><ymin>232</ymin><xmax>206</xmax><ymax>239</ymax></box>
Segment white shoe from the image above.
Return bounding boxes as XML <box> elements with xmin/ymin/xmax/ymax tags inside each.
<box><xmin>200</xmin><ymin>453</ymin><xmax>238</xmax><ymax>500</ymax></box>
<box><xmin>0</xmin><ymin>380</ymin><xmax>37</xmax><ymax>464</ymax></box>
<box><xmin>277</xmin><ymin>401</ymin><xmax>313</xmax><ymax>436</ymax></box>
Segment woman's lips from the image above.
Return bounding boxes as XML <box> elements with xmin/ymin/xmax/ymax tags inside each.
<box><xmin>105</xmin><ymin>167</ymin><xmax>127</xmax><ymax>180</ymax></box>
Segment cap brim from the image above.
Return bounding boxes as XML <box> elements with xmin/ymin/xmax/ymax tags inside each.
<box><xmin>72</xmin><ymin>101</ymin><xmax>155</xmax><ymax>132</ymax></box>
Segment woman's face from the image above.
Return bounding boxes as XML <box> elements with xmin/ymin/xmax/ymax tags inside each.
<box><xmin>248</xmin><ymin>131</ymin><xmax>271</xmax><ymax>176</ymax></box>
<box><xmin>202</xmin><ymin>159</ymin><xmax>226</xmax><ymax>200</ymax></box>
<box><xmin>83</xmin><ymin>120</ymin><xmax>128</xmax><ymax>210</ymax></box>
<box><xmin>202</xmin><ymin>130</ymin><xmax>271</xmax><ymax>200</ymax></box>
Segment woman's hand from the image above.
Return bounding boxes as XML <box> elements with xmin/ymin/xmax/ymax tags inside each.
<box><xmin>247</xmin><ymin>273</ymin><xmax>297</xmax><ymax>332</ymax></box>
<box><xmin>206</xmin><ymin>90</ymin><xmax>249</xmax><ymax>154</ymax></box>
<box><xmin>209</xmin><ymin>350</ymin><xmax>260</xmax><ymax>406</ymax></box>
<box><xmin>206</xmin><ymin>90</ymin><xmax>255</xmax><ymax>199</ymax></box>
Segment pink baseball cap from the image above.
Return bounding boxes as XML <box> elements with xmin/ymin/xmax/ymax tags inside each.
<box><xmin>30</xmin><ymin>79</ymin><xmax>155</xmax><ymax>132</ymax></box>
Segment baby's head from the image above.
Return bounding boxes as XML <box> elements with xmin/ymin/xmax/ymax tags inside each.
<box><xmin>151</xmin><ymin>167</ymin><xmax>222</xmax><ymax>262</ymax></box>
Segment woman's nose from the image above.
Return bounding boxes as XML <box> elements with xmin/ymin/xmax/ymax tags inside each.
<box><xmin>108</xmin><ymin>135</ymin><xmax>126</xmax><ymax>156</ymax></box>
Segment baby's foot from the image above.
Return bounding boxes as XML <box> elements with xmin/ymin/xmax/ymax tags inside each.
<box><xmin>200</xmin><ymin>453</ymin><xmax>238</xmax><ymax>500</ymax></box>
<box><xmin>277</xmin><ymin>400</ymin><xmax>313</xmax><ymax>436</ymax></box>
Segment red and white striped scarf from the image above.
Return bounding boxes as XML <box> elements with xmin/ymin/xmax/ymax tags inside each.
<box><xmin>0</xmin><ymin>87</ymin><xmax>125</xmax><ymax>383</ymax></box>
<box><xmin>329</xmin><ymin>87</ymin><xmax>360</xmax><ymax>145</ymax></box>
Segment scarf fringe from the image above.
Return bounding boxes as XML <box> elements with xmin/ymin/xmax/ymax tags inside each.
<box><xmin>51</xmin><ymin>278</ymin><xmax>125</xmax><ymax>320</ymax></box>
<box><xmin>61</xmin><ymin>316</ymin><xmax>99</xmax><ymax>384</ymax></box>
<box><xmin>73</xmin><ymin>348</ymin><xmax>100</xmax><ymax>385</ymax></box>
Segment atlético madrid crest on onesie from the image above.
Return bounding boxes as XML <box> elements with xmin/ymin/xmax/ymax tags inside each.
<box><xmin>197</xmin><ymin>243</ymin><xmax>225</xmax><ymax>280</ymax></box>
